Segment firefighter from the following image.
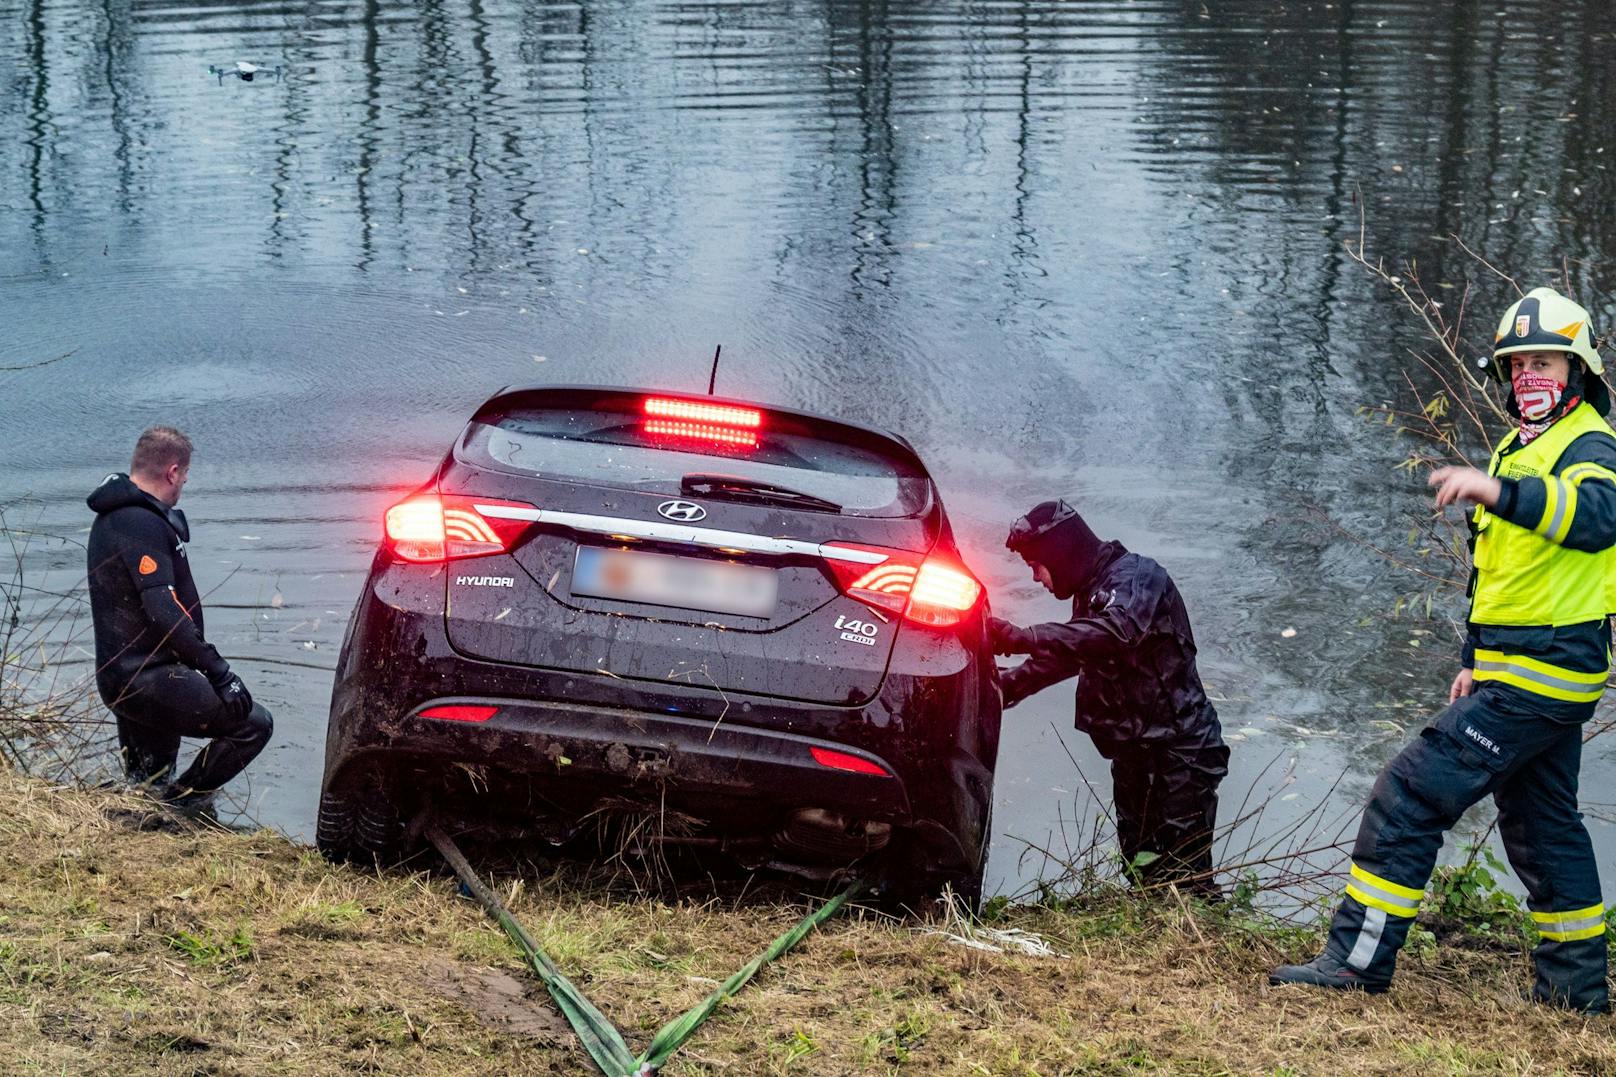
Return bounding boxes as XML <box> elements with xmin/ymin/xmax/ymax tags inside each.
<box><xmin>991</xmin><ymin>500</ymin><xmax>1229</xmax><ymax>896</ymax></box>
<box><xmin>1271</xmin><ymin>287</ymin><xmax>1615</xmax><ymax>1014</ymax></box>
<box><xmin>87</xmin><ymin>426</ymin><xmax>273</xmax><ymax>814</ymax></box>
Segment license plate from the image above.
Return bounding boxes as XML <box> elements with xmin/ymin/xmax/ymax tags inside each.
<box><xmin>572</xmin><ymin>546</ymin><xmax>777</xmax><ymax>618</ymax></box>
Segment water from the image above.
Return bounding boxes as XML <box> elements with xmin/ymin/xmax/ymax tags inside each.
<box><xmin>5</xmin><ymin>0</ymin><xmax>1616</xmax><ymax>896</ymax></box>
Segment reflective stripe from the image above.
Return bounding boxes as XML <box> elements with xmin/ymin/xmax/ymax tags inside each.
<box><xmin>1533</xmin><ymin>902</ymin><xmax>1604</xmax><ymax>924</ymax></box>
<box><xmin>1472</xmin><ymin>648</ymin><xmax>1608</xmax><ymax>703</ymax></box>
<box><xmin>1345</xmin><ymin>864</ymin><xmax>1422</xmax><ymax>918</ymax></box>
<box><xmin>1346</xmin><ymin>884</ymin><xmax>1419</xmax><ymax>918</ymax></box>
<box><xmin>1532</xmin><ymin>904</ymin><xmax>1608</xmax><ymax>942</ymax></box>
<box><xmin>1536</xmin><ymin>477</ymin><xmax>1567</xmax><ymax>540</ymax></box>
<box><xmin>1350</xmin><ymin>863</ymin><xmax>1424</xmax><ymax>900</ymax></box>
<box><xmin>472</xmin><ymin>506</ymin><xmax>889</xmax><ymax>564</ymax></box>
<box><xmin>1561</xmin><ymin>462</ymin><xmax>1616</xmax><ymax>487</ymax></box>
<box><xmin>1346</xmin><ymin>905</ymin><xmax>1387</xmax><ymax>971</ymax></box>
<box><xmin>1549</xmin><ymin>480</ymin><xmax>1576</xmax><ymax>544</ymax></box>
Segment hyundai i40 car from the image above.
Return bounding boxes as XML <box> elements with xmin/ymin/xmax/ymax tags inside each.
<box><xmin>319</xmin><ymin>385</ymin><xmax>1001</xmax><ymax>905</ymax></box>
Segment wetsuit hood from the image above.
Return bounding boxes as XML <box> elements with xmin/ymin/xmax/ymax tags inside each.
<box><xmin>1005</xmin><ymin>499</ymin><xmax>1121</xmax><ymax>599</ymax></box>
<box><xmin>87</xmin><ymin>473</ymin><xmax>188</xmax><ymax>541</ymax></box>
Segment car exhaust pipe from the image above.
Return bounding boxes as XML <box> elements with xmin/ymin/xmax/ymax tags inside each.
<box><xmin>773</xmin><ymin>807</ymin><xmax>892</xmax><ymax>861</ymax></box>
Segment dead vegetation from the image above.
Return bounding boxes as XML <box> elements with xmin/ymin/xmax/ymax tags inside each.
<box><xmin>2</xmin><ymin>772</ymin><xmax>1611</xmax><ymax>1076</ymax></box>
<box><xmin>0</xmin><ymin>508</ymin><xmax>120</xmax><ymax>786</ymax></box>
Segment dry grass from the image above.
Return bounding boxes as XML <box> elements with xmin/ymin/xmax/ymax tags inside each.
<box><xmin>1</xmin><ymin>772</ymin><xmax>1611</xmax><ymax>1076</ymax></box>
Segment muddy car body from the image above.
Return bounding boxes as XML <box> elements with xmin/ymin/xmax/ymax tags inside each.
<box><xmin>319</xmin><ymin>386</ymin><xmax>1000</xmax><ymax>903</ymax></box>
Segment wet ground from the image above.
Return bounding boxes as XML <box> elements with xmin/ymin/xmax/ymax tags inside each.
<box><xmin>6</xmin><ymin>0</ymin><xmax>1616</xmax><ymax>896</ymax></box>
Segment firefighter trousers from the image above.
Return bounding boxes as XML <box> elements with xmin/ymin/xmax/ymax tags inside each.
<box><xmin>1323</xmin><ymin>682</ymin><xmax>1608</xmax><ymax>1013</ymax></box>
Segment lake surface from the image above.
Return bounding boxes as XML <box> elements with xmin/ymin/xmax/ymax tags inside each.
<box><xmin>5</xmin><ymin>0</ymin><xmax>1616</xmax><ymax>898</ymax></box>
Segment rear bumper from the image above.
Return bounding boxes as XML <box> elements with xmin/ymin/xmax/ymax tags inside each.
<box><xmin>347</xmin><ymin>696</ymin><xmax>911</xmax><ymax>819</ymax></box>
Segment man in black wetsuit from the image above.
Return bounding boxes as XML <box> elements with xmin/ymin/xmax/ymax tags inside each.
<box><xmin>991</xmin><ymin>500</ymin><xmax>1228</xmax><ymax>896</ymax></box>
<box><xmin>87</xmin><ymin>426</ymin><xmax>271</xmax><ymax>811</ymax></box>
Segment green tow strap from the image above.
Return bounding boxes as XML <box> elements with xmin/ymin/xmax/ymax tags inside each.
<box><xmin>636</xmin><ymin>877</ymin><xmax>860</xmax><ymax>1071</ymax></box>
<box><xmin>426</xmin><ymin>824</ymin><xmax>861</xmax><ymax>1076</ymax></box>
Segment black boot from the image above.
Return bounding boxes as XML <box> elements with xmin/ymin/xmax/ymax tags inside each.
<box><xmin>1269</xmin><ymin>954</ymin><xmax>1389</xmax><ymax>994</ymax></box>
<box><xmin>156</xmin><ymin>783</ymin><xmax>219</xmax><ymax>820</ymax></box>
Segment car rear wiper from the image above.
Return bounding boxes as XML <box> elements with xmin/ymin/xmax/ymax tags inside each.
<box><xmin>680</xmin><ymin>473</ymin><xmax>843</xmax><ymax>513</ymax></box>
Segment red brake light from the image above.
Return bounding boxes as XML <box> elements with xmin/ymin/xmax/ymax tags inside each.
<box><xmin>385</xmin><ymin>496</ymin><xmax>447</xmax><ymax>562</ymax></box>
<box><xmin>384</xmin><ymin>494</ymin><xmax>536</xmax><ymax>563</ymax></box>
<box><xmin>823</xmin><ymin>544</ymin><xmax>984</xmax><ymax>628</ymax></box>
<box><xmin>810</xmin><ymin>746</ymin><xmax>890</xmax><ymax>776</ymax></box>
<box><xmin>419</xmin><ymin>704</ymin><xmax>498</xmax><ymax>722</ymax></box>
<box><xmin>906</xmin><ymin>559</ymin><xmax>984</xmax><ymax>626</ymax></box>
<box><xmin>642</xmin><ymin>396</ymin><xmax>763</xmax><ymax>448</ymax></box>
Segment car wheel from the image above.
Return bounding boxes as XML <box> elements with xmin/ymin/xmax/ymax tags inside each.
<box><xmin>872</xmin><ymin>837</ymin><xmax>969</xmax><ymax>918</ymax></box>
<box><xmin>317</xmin><ymin>775</ymin><xmax>405</xmax><ymax>866</ymax></box>
<box><xmin>887</xmin><ymin>800</ymin><xmax>992</xmax><ymax>917</ymax></box>
<box><xmin>951</xmin><ymin>799</ymin><xmax>993</xmax><ymax>915</ymax></box>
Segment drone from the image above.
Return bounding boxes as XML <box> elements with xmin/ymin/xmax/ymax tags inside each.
<box><xmin>209</xmin><ymin>62</ymin><xmax>282</xmax><ymax>84</ymax></box>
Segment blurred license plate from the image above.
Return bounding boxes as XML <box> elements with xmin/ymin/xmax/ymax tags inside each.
<box><xmin>572</xmin><ymin>546</ymin><xmax>777</xmax><ymax>618</ymax></box>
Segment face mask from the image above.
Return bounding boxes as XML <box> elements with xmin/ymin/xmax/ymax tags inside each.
<box><xmin>1513</xmin><ymin>370</ymin><xmax>1565</xmax><ymax>420</ymax></box>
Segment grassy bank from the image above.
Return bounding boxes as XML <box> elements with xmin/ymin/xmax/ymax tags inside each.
<box><xmin>1</xmin><ymin>774</ymin><xmax>1611</xmax><ymax>1075</ymax></box>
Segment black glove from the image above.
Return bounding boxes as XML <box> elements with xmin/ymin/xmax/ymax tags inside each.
<box><xmin>211</xmin><ymin>672</ymin><xmax>254</xmax><ymax>721</ymax></box>
<box><xmin>988</xmin><ymin>616</ymin><xmax>1035</xmax><ymax>656</ymax></box>
<box><xmin>993</xmin><ymin>667</ymin><xmax>1025</xmax><ymax>710</ymax></box>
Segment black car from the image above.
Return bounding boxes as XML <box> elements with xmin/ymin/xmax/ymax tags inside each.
<box><xmin>318</xmin><ymin>385</ymin><xmax>1001</xmax><ymax>905</ymax></box>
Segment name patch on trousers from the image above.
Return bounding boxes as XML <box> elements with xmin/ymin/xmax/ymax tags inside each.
<box><xmin>1463</xmin><ymin>724</ymin><xmax>1501</xmax><ymax>756</ymax></box>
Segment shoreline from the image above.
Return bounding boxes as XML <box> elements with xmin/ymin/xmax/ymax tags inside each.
<box><xmin>2</xmin><ymin>771</ymin><xmax>1610</xmax><ymax>1075</ymax></box>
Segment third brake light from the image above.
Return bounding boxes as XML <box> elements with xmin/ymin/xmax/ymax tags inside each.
<box><xmin>643</xmin><ymin>396</ymin><xmax>763</xmax><ymax>448</ymax></box>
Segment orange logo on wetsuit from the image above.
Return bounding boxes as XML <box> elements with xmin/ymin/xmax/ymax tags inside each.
<box><xmin>138</xmin><ymin>555</ymin><xmax>158</xmax><ymax>575</ymax></box>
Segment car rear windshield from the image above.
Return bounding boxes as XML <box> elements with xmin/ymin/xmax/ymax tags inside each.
<box><xmin>458</xmin><ymin>401</ymin><xmax>931</xmax><ymax>518</ymax></box>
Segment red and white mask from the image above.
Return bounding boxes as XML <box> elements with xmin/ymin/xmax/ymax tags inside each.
<box><xmin>1513</xmin><ymin>370</ymin><xmax>1565</xmax><ymax>421</ymax></box>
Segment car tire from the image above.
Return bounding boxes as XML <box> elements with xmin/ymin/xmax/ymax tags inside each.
<box><xmin>317</xmin><ymin>775</ymin><xmax>405</xmax><ymax>866</ymax></box>
<box><xmin>951</xmin><ymin>799</ymin><xmax>993</xmax><ymax>915</ymax></box>
<box><xmin>895</xmin><ymin>799</ymin><xmax>992</xmax><ymax>917</ymax></box>
<box><xmin>874</xmin><ymin>833</ymin><xmax>982</xmax><ymax>918</ymax></box>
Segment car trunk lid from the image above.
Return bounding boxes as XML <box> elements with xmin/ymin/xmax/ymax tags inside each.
<box><xmin>432</xmin><ymin>387</ymin><xmax>949</xmax><ymax>706</ymax></box>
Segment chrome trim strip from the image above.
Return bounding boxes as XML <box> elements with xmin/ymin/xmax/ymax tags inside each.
<box><xmin>472</xmin><ymin>505</ymin><xmax>889</xmax><ymax>563</ymax></box>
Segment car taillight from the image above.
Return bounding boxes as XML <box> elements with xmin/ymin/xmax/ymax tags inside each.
<box><xmin>824</xmin><ymin>544</ymin><xmax>984</xmax><ymax>628</ymax></box>
<box><xmin>642</xmin><ymin>395</ymin><xmax>763</xmax><ymax>448</ymax></box>
<box><xmin>906</xmin><ymin>560</ymin><xmax>985</xmax><ymax>626</ymax></box>
<box><xmin>383</xmin><ymin>494</ymin><xmax>536</xmax><ymax>563</ymax></box>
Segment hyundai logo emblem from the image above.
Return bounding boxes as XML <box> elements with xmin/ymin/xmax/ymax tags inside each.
<box><xmin>657</xmin><ymin>500</ymin><xmax>707</xmax><ymax>522</ymax></box>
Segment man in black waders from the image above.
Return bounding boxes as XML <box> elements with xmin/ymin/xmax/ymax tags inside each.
<box><xmin>87</xmin><ymin>427</ymin><xmax>272</xmax><ymax>814</ymax></box>
<box><xmin>1272</xmin><ymin>287</ymin><xmax>1616</xmax><ymax>1014</ymax></box>
<box><xmin>990</xmin><ymin>500</ymin><xmax>1229</xmax><ymax>897</ymax></box>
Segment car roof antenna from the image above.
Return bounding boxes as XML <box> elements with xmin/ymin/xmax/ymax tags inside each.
<box><xmin>706</xmin><ymin>344</ymin><xmax>722</xmax><ymax>395</ymax></box>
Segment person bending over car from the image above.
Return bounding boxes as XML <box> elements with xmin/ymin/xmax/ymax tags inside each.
<box><xmin>87</xmin><ymin>426</ymin><xmax>271</xmax><ymax>813</ymax></box>
<box><xmin>990</xmin><ymin>499</ymin><xmax>1228</xmax><ymax>897</ymax></box>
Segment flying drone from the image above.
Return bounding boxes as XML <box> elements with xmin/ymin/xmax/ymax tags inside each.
<box><xmin>209</xmin><ymin>62</ymin><xmax>282</xmax><ymax>84</ymax></box>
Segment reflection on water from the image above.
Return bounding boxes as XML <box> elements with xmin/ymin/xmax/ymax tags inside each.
<box><xmin>5</xmin><ymin>0</ymin><xmax>1616</xmax><ymax>893</ymax></box>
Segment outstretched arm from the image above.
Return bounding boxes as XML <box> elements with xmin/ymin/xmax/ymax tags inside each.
<box><xmin>1492</xmin><ymin>433</ymin><xmax>1616</xmax><ymax>552</ymax></box>
<box><xmin>1433</xmin><ymin>432</ymin><xmax>1616</xmax><ymax>552</ymax></box>
<box><xmin>999</xmin><ymin>567</ymin><xmax>1167</xmax><ymax>707</ymax></box>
